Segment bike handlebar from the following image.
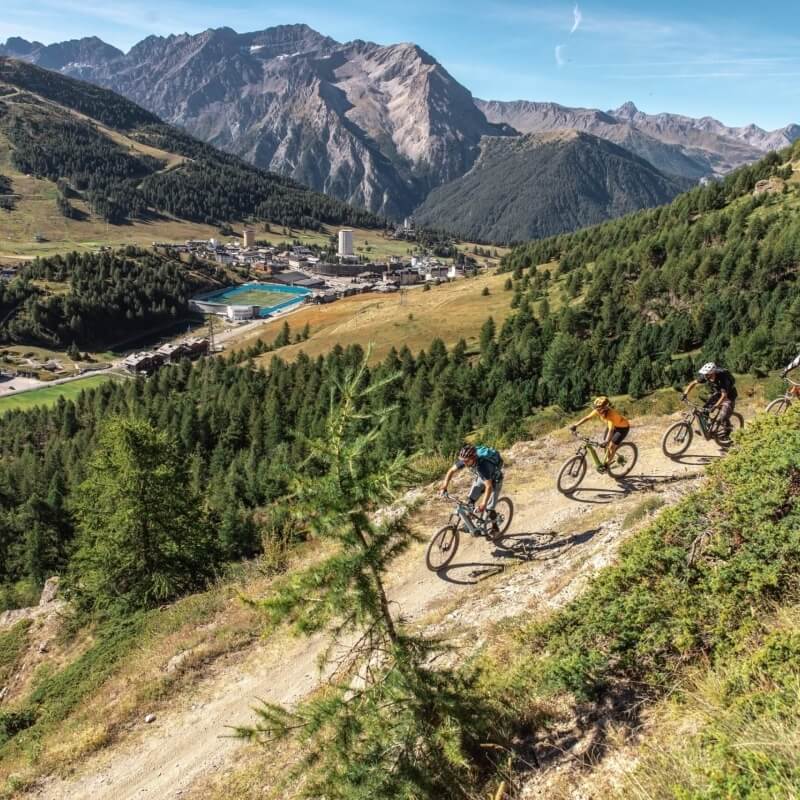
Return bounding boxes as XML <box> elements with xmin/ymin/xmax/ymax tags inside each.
<box><xmin>439</xmin><ymin>491</ymin><xmax>465</xmax><ymax>504</ymax></box>
<box><xmin>572</xmin><ymin>431</ymin><xmax>606</xmax><ymax>448</ymax></box>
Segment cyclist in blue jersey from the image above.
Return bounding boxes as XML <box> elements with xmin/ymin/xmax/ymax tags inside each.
<box><xmin>440</xmin><ymin>444</ymin><xmax>504</xmax><ymax>533</ymax></box>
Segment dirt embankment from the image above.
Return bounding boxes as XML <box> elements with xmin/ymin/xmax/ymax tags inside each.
<box><xmin>28</xmin><ymin>409</ymin><xmax>726</xmax><ymax>800</ymax></box>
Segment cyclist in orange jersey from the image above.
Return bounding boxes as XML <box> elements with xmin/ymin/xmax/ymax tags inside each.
<box><xmin>570</xmin><ymin>396</ymin><xmax>630</xmax><ymax>472</ymax></box>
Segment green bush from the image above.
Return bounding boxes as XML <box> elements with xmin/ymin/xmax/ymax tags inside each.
<box><xmin>511</xmin><ymin>406</ymin><xmax>800</xmax><ymax>699</ymax></box>
<box><xmin>622</xmin><ymin>616</ymin><xmax>800</xmax><ymax>799</ymax></box>
<box><xmin>0</xmin><ymin>619</ymin><xmax>32</xmax><ymax>685</ymax></box>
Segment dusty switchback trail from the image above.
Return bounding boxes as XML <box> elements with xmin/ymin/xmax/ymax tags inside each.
<box><xmin>32</xmin><ymin>410</ymin><xmax>726</xmax><ymax>799</ymax></box>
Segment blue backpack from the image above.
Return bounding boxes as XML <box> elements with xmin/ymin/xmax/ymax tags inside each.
<box><xmin>475</xmin><ymin>445</ymin><xmax>503</xmax><ymax>476</ymax></box>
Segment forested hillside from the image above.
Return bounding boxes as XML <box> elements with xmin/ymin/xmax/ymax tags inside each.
<box><xmin>0</xmin><ymin>172</ymin><xmax>12</xmax><ymax>210</ymax></box>
<box><xmin>414</xmin><ymin>130</ymin><xmax>690</xmax><ymax>243</ymax></box>
<box><xmin>0</xmin><ymin>248</ymin><xmax>221</xmax><ymax>349</ymax></box>
<box><xmin>504</xmin><ymin>146</ymin><xmax>800</xmax><ymax>400</ymax></box>
<box><xmin>0</xmin><ymin>57</ymin><xmax>381</xmax><ymax>229</ymax></box>
<box><xmin>0</xmin><ymin>140</ymin><xmax>797</xmax><ymax>612</ymax></box>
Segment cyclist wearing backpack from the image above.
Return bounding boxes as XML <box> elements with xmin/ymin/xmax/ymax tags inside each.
<box><xmin>570</xmin><ymin>396</ymin><xmax>630</xmax><ymax>472</ymax></box>
<box><xmin>682</xmin><ymin>362</ymin><xmax>737</xmax><ymax>435</ymax></box>
<box><xmin>440</xmin><ymin>444</ymin><xmax>504</xmax><ymax>531</ymax></box>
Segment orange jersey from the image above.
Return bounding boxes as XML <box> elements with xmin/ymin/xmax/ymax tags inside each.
<box><xmin>591</xmin><ymin>407</ymin><xmax>630</xmax><ymax>430</ymax></box>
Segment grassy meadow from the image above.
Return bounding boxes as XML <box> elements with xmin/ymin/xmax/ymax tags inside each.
<box><xmin>0</xmin><ymin>374</ymin><xmax>120</xmax><ymax>414</ymax></box>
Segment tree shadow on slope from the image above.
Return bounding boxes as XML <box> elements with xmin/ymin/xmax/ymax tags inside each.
<box><xmin>502</xmin><ymin>682</ymin><xmax>648</xmax><ymax>794</ymax></box>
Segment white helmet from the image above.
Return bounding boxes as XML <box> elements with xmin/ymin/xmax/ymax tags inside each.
<box><xmin>698</xmin><ymin>362</ymin><xmax>717</xmax><ymax>376</ymax></box>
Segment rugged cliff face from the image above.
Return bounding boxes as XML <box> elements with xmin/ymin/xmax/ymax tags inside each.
<box><xmin>1</xmin><ymin>26</ymin><xmax>510</xmax><ymax>218</ymax></box>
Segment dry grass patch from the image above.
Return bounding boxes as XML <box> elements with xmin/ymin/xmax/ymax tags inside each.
<box><xmin>231</xmin><ymin>271</ymin><xmax>514</xmax><ymax>364</ymax></box>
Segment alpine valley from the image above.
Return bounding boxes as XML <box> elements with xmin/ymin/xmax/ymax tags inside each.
<box><xmin>2</xmin><ymin>24</ymin><xmax>797</xmax><ymax>240</ymax></box>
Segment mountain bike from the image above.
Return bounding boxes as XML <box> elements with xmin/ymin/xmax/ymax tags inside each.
<box><xmin>556</xmin><ymin>432</ymin><xmax>638</xmax><ymax>495</ymax></box>
<box><xmin>765</xmin><ymin>377</ymin><xmax>800</xmax><ymax>414</ymax></box>
<box><xmin>661</xmin><ymin>398</ymin><xmax>744</xmax><ymax>458</ymax></box>
<box><xmin>425</xmin><ymin>492</ymin><xmax>514</xmax><ymax>571</ymax></box>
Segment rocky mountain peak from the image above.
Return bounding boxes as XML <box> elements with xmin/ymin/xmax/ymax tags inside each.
<box><xmin>613</xmin><ymin>100</ymin><xmax>639</xmax><ymax>118</ymax></box>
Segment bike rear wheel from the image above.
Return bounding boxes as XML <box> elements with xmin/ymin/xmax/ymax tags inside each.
<box><xmin>426</xmin><ymin>525</ymin><xmax>459</xmax><ymax>571</ymax></box>
<box><xmin>488</xmin><ymin>497</ymin><xmax>514</xmax><ymax>542</ymax></box>
<box><xmin>662</xmin><ymin>421</ymin><xmax>693</xmax><ymax>458</ymax></box>
<box><xmin>557</xmin><ymin>454</ymin><xmax>587</xmax><ymax>495</ymax></box>
<box><xmin>766</xmin><ymin>397</ymin><xmax>791</xmax><ymax>415</ymax></box>
<box><xmin>607</xmin><ymin>442</ymin><xmax>638</xmax><ymax>479</ymax></box>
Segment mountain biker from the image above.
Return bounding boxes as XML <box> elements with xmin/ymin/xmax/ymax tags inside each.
<box><xmin>440</xmin><ymin>444</ymin><xmax>504</xmax><ymax>533</ymax></box>
<box><xmin>682</xmin><ymin>362</ymin><xmax>737</xmax><ymax>435</ymax></box>
<box><xmin>570</xmin><ymin>396</ymin><xmax>630</xmax><ymax>472</ymax></box>
<box><xmin>781</xmin><ymin>352</ymin><xmax>800</xmax><ymax>378</ymax></box>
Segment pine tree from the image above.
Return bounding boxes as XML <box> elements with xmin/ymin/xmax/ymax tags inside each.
<box><xmin>238</xmin><ymin>356</ymin><xmax>502</xmax><ymax>799</ymax></box>
<box><xmin>65</xmin><ymin>417</ymin><xmax>216</xmax><ymax>615</ymax></box>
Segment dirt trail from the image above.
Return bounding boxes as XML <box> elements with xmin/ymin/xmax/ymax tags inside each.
<box><xmin>33</xmin><ymin>410</ymin><xmax>726</xmax><ymax>800</ymax></box>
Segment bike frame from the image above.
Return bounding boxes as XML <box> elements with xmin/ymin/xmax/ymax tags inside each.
<box><xmin>574</xmin><ymin>435</ymin><xmax>606</xmax><ymax>467</ymax></box>
<box><xmin>456</xmin><ymin>505</ymin><xmax>481</xmax><ymax>534</ymax></box>
<box><xmin>683</xmin><ymin>401</ymin><xmax>715</xmax><ymax>439</ymax></box>
<box><xmin>782</xmin><ymin>377</ymin><xmax>800</xmax><ymax>401</ymax></box>
<box><xmin>443</xmin><ymin>494</ymin><xmax>486</xmax><ymax>535</ymax></box>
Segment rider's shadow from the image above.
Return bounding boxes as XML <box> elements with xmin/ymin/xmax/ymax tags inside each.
<box><xmin>669</xmin><ymin>453</ymin><xmax>721</xmax><ymax>466</ymax></box>
<box><xmin>568</xmin><ymin>469</ymin><xmax>713</xmax><ymax>504</ymax></box>
<box><xmin>494</xmin><ymin>528</ymin><xmax>600</xmax><ymax>562</ymax></box>
<box><xmin>434</xmin><ymin>528</ymin><xmax>601</xmax><ymax>583</ymax></box>
<box><xmin>435</xmin><ymin>561</ymin><xmax>506</xmax><ymax>584</ymax></box>
<box><xmin>567</xmin><ymin>485</ymin><xmax>631</xmax><ymax>504</ymax></box>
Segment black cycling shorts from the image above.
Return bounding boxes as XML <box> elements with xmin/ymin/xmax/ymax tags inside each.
<box><xmin>609</xmin><ymin>426</ymin><xmax>629</xmax><ymax>445</ymax></box>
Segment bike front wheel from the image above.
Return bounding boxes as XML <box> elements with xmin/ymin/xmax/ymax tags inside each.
<box><xmin>426</xmin><ymin>525</ymin><xmax>459</xmax><ymax>571</ymax></box>
<box><xmin>607</xmin><ymin>442</ymin><xmax>638</xmax><ymax>479</ymax></box>
<box><xmin>662</xmin><ymin>421</ymin><xmax>693</xmax><ymax>458</ymax></box>
<box><xmin>766</xmin><ymin>397</ymin><xmax>791</xmax><ymax>415</ymax></box>
<box><xmin>488</xmin><ymin>497</ymin><xmax>514</xmax><ymax>541</ymax></box>
<box><xmin>713</xmin><ymin>411</ymin><xmax>744</xmax><ymax>445</ymax></box>
<box><xmin>557</xmin><ymin>454</ymin><xmax>587</xmax><ymax>495</ymax></box>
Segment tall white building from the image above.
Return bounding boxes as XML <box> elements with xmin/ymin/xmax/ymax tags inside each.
<box><xmin>243</xmin><ymin>227</ymin><xmax>256</xmax><ymax>248</ymax></box>
<box><xmin>338</xmin><ymin>228</ymin><xmax>354</xmax><ymax>257</ymax></box>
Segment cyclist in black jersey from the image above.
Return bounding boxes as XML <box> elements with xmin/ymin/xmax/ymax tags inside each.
<box><xmin>682</xmin><ymin>362</ymin><xmax>737</xmax><ymax>434</ymax></box>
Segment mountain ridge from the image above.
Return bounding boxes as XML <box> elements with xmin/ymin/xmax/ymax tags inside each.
<box><xmin>476</xmin><ymin>97</ymin><xmax>799</xmax><ymax>179</ymax></box>
<box><xmin>2</xmin><ymin>26</ymin><xmax>797</xmax><ymax>229</ymax></box>
<box><xmin>414</xmin><ymin>129</ymin><xmax>691</xmax><ymax>243</ymax></box>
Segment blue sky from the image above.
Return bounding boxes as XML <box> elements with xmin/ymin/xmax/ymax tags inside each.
<box><xmin>2</xmin><ymin>0</ymin><xmax>798</xmax><ymax>129</ymax></box>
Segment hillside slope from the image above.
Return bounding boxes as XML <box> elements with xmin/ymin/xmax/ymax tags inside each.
<box><xmin>414</xmin><ymin>130</ymin><xmax>690</xmax><ymax>243</ymax></box>
<box><xmin>0</xmin><ymin>57</ymin><xmax>380</xmax><ymax>236</ymax></box>
<box><xmin>1</xmin><ymin>396</ymin><xmax>732</xmax><ymax>799</ymax></box>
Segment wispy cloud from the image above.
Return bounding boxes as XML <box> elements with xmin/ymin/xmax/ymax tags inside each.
<box><xmin>570</xmin><ymin>3</ymin><xmax>582</xmax><ymax>34</ymax></box>
<box><xmin>554</xmin><ymin>3</ymin><xmax>580</xmax><ymax>69</ymax></box>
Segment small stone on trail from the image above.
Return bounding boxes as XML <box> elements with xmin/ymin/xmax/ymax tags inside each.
<box><xmin>145</xmin><ymin>713</ymin><xmax>156</xmax><ymax>723</ymax></box>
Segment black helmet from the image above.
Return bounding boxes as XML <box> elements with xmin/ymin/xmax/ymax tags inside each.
<box><xmin>458</xmin><ymin>444</ymin><xmax>477</xmax><ymax>461</ymax></box>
